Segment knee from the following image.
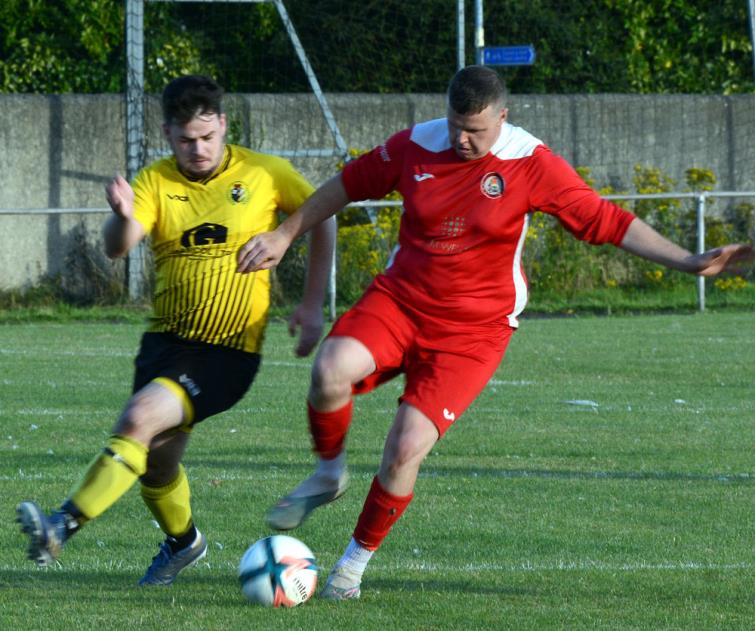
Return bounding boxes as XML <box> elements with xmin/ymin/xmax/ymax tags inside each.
<box><xmin>114</xmin><ymin>400</ymin><xmax>154</xmax><ymax>440</ymax></box>
<box><xmin>310</xmin><ymin>352</ymin><xmax>352</xmax><ymax>401</ymax></box>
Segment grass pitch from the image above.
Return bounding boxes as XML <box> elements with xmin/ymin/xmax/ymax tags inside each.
<box><xmin>0</xmin><ymin>312</ymin><xmax>752</xmax><ymax>630</ymax></box>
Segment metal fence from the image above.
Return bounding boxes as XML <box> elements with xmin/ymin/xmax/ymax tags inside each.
<box><xmin>5</xmin><ymin>190</ymin><xmax>749</xmax><ymax>315</ymax></box>
<box><xmin>350</xmin><ymin>190</ymin><xmax>755</xmax><ymax>315</ymax></box>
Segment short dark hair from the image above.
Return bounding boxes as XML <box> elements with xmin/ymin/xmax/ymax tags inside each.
<box><xmin>161</xmin><ymin>75</ymin><xmax>224</xmax><ymax>124</ymax></box>
<box><xmin>447</xmin><ymin>65</ymin><xmax>506</xmax><ymax>115</ymax></box>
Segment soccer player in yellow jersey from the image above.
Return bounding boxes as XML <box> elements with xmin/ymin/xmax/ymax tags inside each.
<box><xmin>16</xmin><ymin>75</ymin><xmax>336</xmax><ymax>585</ymax></box>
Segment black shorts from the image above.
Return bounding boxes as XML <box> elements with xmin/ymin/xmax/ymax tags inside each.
<box><xmin>133</xmin><ymin>332</ymin><xmax>261</xmax><ymax>424</ymax></box>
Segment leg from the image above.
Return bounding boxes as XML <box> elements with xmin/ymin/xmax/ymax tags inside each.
<box><xmin>140</xmin><ymin>430</ymin><xmax>192</xmax><ymax>538</ymax></box>
<box><xmin>68</xmin><ymin>381</ymin><xmax>185</xmax><ymax>519</ymax></box>
<box><xmin>142</xmin><ymin>427</ymin><xmax>191</xmax><ymax>487</ymax></box>
<box><xmin>266</xmin><ymin>336</ymin><xmax>376</xmax><ymax>530</ymax></box>
<box><xmin>321</xmin><ymin>403</ymin><xmax>438</xmax><ymax>600</ymax></box>
<box><xmin>322</xmin><ymin>326</ymin><xmax>513</xmax><ymax>600</ymax></box>
<box><xmin>18</xmin><ymin>332</ymin><xmax>259</xmax><ymax>573</ymax></box>
<box><xmin>138</xmin><ymin>429</ymin><xmax>207</xmax><ymax>586</ymax></box>
<box><xmin>130</xmin><ymin>338</ymin><xmax>259</xmax><ymax>585</ymax></box>
<box><xmin>308</xmin><ymin>335</ymin><xmax>376</xmax><ymax>411</ymax></box>
<box><xmin>17</xmin><ymin>381</ymin><xmax>185</xmax><ymax>566</ymax></box>
<box><xmin>376</xmin><ymin>402</ymin><xmax>440</xmax><ymax>496</ymax></box>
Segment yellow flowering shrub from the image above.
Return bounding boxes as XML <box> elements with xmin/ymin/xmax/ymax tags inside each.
<box><xmin>714</xmin><ymin>276</ymin><xmax>749</xmax><ymax>291</ymax></box>
<box><xmin>644</xmin><ymin>269</ymin><xmax>665</xmax><ymax>285</ymax></box>
<box><xmin>334</xmin><ymin>148</ymin><xmax>402</xmax><ymax>303</ymax></box>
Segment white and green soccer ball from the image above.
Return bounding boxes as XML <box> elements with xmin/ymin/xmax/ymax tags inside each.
<box><xmin>239</xmin><ymin>535</ymin><xmax>318</xmax><ymax>607</ymax></box>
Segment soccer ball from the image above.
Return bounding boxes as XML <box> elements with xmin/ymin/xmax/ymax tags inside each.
<box><xmin>238</xmin><ymin>535</ymin><xmax>318</xmax><ymax>607</ymax></box>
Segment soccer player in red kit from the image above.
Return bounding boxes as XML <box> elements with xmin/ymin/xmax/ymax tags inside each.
<box><xmin>237</xmin><ymin>66</ymin><xmax>752</xmax><ymax>600</ymax></box>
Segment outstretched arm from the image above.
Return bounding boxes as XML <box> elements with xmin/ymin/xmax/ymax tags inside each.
<box><xmin>237</xmin><ymin>174</ymin><xmax>349</xmax><ymax>273</ymax></box>
<box><xmin>103</xmin><ymin>174</ymin><xmax>145</xmax><ymax>259</ymax></box>
<box><xmin>620</xmin><ymin>218</ymin><xmax>753</xmax><ymax>276</ymax></box>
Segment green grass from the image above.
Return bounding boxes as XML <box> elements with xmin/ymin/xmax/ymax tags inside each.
<box><xmin>0</xmin><ymin>313</ymin><xmax>753</xmax><ymax>630</ymax></box>
<box><xmin>525</xmin><ymin>283</ymin><xmax>755</xmax><ymax>315</ymax></box>
<box><xmin>1</xmin><ymin>278</ymin><xmax>752</xmax><ymax>324</ymax></box>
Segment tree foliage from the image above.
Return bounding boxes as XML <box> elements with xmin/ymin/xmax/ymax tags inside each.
<box><xmin>0</xmin><ymin>0</ymin><xmax>752</xmax><ymax>94</ymax></box>
<box><xmin>477</xmin><ymin>0</ymin><xmax>754</xmax><ymax>94</ymax></box>
<box><xmin>606</xmin><ymin>0</ymin><xmax>754</xmax><ymax>93</ymax></box>
<box><xmin>0</xmin><ymin>0</ymin><xmax>123</xmax><ymax>92</ymax></box>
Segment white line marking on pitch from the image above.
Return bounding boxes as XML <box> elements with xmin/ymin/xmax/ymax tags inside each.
<box><xmin>1</xmin><ymin>559</ymin><xmax>748</xmax><ymax>574</ymax></box>
<box><xmin>391</xmin><ymin>560</ymin><xmax>752</xmax><ymax>573</ymax></box>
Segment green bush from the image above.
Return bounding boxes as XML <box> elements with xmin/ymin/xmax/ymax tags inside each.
<box><xmin>523</xmin><ymin>165</ymin><xmax>753</xmax><ymax>299</ymax></box>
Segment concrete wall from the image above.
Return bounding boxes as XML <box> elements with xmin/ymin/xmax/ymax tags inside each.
<box><xmin>1</xmin><ymin>92</ymin><xmax>754</xmax><ymax>290</ymax></box>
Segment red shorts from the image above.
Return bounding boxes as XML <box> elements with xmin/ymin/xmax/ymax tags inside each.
<box><xmin>329</xmin><ymin>285</ymin><xmax>514</xmax><ymax>436</ymax></box>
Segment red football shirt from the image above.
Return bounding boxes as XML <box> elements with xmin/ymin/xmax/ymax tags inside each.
<box><xmin>342</xmin><ymin>119</ymin><xmax>635</xmax><ymax>328</ymax></box>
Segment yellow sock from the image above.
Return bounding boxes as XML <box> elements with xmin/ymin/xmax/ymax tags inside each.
<box><xmin>69</xmin><ymin>435</ymin><xmax>148</xmax><ymax>520</ymax></box>
<box><xmin>140</xmin><ymin>464</ymin><xmax>193</xmax><ymax>537</ymax></box>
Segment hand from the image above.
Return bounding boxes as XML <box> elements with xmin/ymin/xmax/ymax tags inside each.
<box><xmin>690</xmin><ymin>244</ymin><xmax>753</xmax><ymax>277</ymax></box>
<box><xmin>288</xmin><ymin>304</ymin><xmax>324</xmax><ymax>357</ymax></box>
<box><xmin>237</xmin><ymin>231</ymin><xmax>291</xmax><ymax>273</ymax></box>
<box><xmin>105</xmin><ymin>174</ymin><xmax>134</xmax><ymax>219</ymax></box>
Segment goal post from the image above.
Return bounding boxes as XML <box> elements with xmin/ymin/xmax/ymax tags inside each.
<box><xmin>125</xmin><ymin>0</ymin><xmax>146</xmax><ymax>299</ymax></box>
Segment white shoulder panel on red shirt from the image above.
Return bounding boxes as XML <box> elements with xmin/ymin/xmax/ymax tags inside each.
<box><xmin>490</xmin><ymin>123</ymin><xmax>543</xmax><ymax>159</ymax></box>
<box><xmin>409</xmin><ymin>118</ymin><xmax>542</xmax><ymax>160</ymax></box>
<box><xmin>409</xmin><ymin>118</ymin><xmax>451</xmax><ymax>153</ymax></box>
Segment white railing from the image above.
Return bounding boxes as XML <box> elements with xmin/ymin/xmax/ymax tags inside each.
<box><xmin>349</xmin><ymin>191</ymin><xmax>755</xmax><ymax>314</ymax></box>
<box><xmin>2</xmin><ymin>191</ymin><xmax>753</xmax><ymax>315</ymax></box>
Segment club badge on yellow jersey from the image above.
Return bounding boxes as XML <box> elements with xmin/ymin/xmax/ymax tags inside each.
<box><xmin>229</xmin><ymin>181</ymin><xmax>249</xmax><ymax>204</ymax></box>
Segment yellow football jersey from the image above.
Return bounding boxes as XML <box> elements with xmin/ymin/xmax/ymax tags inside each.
<box><xmin>132</xmin><ymin>145</ymin><xmax>314</xmax><ymax>353</ymax></box>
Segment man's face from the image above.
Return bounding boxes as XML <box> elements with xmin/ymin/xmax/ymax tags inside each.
<box><xmin>163</xmin><ymin>111</ymin><xmax>227</xmax><ymax>179</ymax></box>
<box><xmin>447</xmin><ymin>103</ymin><xmax>507</xmax><ymax>161</ymax></box>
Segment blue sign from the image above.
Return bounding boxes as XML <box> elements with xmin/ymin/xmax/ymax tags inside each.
<box><xmin>483</xmin><ymin>45</ymin><xmax>536</xmax><ymax>66</ymax></box>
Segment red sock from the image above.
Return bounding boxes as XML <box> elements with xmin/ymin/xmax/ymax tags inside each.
<box><xmin>353</xmin><ymin>476</ymin><xmax>413</xmax><ymax>551</ymax></box>
<box><xmin>308</xmin><ymin>400</ymin><xmax>353</xmax><ymax>459</ymax></box>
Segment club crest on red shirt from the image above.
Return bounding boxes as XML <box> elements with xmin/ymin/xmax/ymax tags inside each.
<box><xmin>480</xmin><ymin>172</ymin><xmax>504</xmax><ymax>199</ymax></box>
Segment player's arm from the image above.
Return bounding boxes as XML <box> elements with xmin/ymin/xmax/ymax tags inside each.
<box><xmin>237</xmin><ymin>174</ymin><xmax>349</xmax><ymax>273</ymax></box>
<box><xmin>620</xmin><ymin>217</ymin><xmax>753</xmax><ymax>276</ymax></box>
<box><xmin>528</xmin><ymin>149</ymin><xmax>752</xmax><ymax>276</ymax></box>
<box><xmin>103</xmin><ymin>174</ymin><xmax>145</xmax><ymax>259</ymax></box>
<box><xmin>288</xmin><ymin>215</ymin><xmax>337</xmax><ymax>357</ymax></box>
<box><xmin>301</xmin><ymin>217</ymin><xmax>336</xmax><ymax>311</ymax></box>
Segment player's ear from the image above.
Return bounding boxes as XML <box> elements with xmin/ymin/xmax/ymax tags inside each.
<box><xmin>218</xmin><ymin>113</ymin><xmax>227</xmax><ymax>136</ymax></box>
<box><xmin>499</xmin><ymin>108</ymin><xmax>508</xmax><ymax>124</ymax></box>
<box><xmin>161</xmin><ymin>122</ymin><xmax>171</xmax><ymax>141</ymax></box>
